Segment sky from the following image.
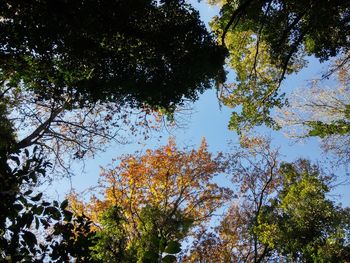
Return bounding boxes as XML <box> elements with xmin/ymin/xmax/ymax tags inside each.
<box><xmin>50</xmin><ymin>0</ymin><xmax>350</xmax><ymax>207</ymax></box>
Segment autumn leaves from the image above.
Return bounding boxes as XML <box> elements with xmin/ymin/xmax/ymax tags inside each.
<box><xmin>68</xmin><ymin>139</ymin><xmax>232</xmax><ymax>261</ymax></box>
<box><xmin>65</xmin><ymin>136</ymin><xmax>350</xmax><ymax>262</ymax></box>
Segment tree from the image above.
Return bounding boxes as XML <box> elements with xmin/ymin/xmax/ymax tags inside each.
<box><xmin>259</xmin><ymin>160</ymin><xmax>350</xmax><ymax>262</ymax></box>
<box><xmin>208</xmin><ymin>0</ymin><xmax>350</xmax><ymax>133</ymax></box>
<box><xmin>183</xmin><ymin>136</ymin><xmax>281</xmax><ymax>263</ymax></box>
<box><xmin>69</xmin><ymin>138</ymin><xmax>233</xmax><ymax>262</ymax></box>
<box><xmin>0</xmin><ymin>97</ymin><xmax>97</xmax><ymax>262</ymax></box>
<box><xmin>0</xmin><ymin>0</ymin><xmax>228</xmax><ymax>176</ymax></box>
<box><xmin>4</xmin><ymin>85</ymin><xmax>165</xmax><ymax>175</ymax></box>
<box><xmin>0</xmin><ymin>144</ymin><xmax>96</xmax><ymax>262</ymax></box>
<box><xmin>0</xmin><ymin>1</ymin><xmax>228</xmax><ymax>261</ymax></box>
<box><xmin>275</xmin><ymin>55</ymin><xmax>350</xmax><ymax>165</ymax></box>
<box><xmin>1</xmin><ymin>0</ymin><xmax>226</xmax><ymax>109</ymax></box>
<box><xmin>184</xmin><ymin>137</ymin><xmax>350</xmax><ymax>262</ymax></box>
<box><xmin>87</xmin><ymin>206</ymin><xmax>130</xmax><ymax>262</ymax></box>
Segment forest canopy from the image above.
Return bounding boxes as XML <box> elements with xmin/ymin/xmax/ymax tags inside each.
<box><xmin>210</xmin><ymin>0</ymin><xmax>350</xmax><ymax>132</ymax></box>
<box><xmin>1</xmin><ymin>0</ymin><xmax>350</xmax><ymax>262</ymax></box>
<box><xmin>0</xmin><ymin>0</ymin><xmax>226</xmax><ymax>109</ymax></box>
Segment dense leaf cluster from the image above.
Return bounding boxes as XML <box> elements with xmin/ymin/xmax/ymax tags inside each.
<box><xmin>1</xmin><ymin>1</ymin><xmax>350</xmax><ymax>262</ymax></box>
<box><xmin>0</xmin><ymin>146</ymin><xmax>94</xmax><ymax>262</ymax></box>
<box><xmin>0</xmin><ymin>0</ymin><xmax>226</xmax><ymax>109</ymax></box>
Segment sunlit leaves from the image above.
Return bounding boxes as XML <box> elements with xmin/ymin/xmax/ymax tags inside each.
<box><xmin>184</xmin><ymin>139</ymin><xmax>350</xmax><ymax>262</ymax></box>
<box><xmin>68</xmin><ymin>138</ymin><xmax>232</xmax><ymax>261</ymax></box>
<box><xmin>209</xmin><ymin>0</ymin><xmax>350</xmax><ymax>133</ymax></box>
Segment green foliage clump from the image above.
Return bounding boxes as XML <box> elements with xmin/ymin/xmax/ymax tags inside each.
<box><xmin>0</xmin><ymin>0</ymin><xmax>227</xmax><ymax>110</ymax></box>
<box><xmin>90</xmin><ymin>205</ymin><xmax>193</xmax><ymax>263</ymax></box>
<box><xmin>256</xmin><ymin>160</ymin><xmax>350</xmax><ymax>262</ymax></box>
<box><xmin>210</xmin><ymin>0</ymin><xmax>350</xmax><ymax>133</ymax></box>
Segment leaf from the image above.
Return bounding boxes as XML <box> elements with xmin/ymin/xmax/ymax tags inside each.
<box><xmin>10</xmin><ymin>155</ymin><xmax>20</xmax><ymax>166</ymax></box>
<box><xmin>25</xmin><ymin>213</ymin><xmax>34</xmax><ymax>228</ymax></box>
<box><xmin>150</xmin><ymin>235</ymin><xmax>160</xmax><ymax>246</ymax></box>
<box><xmin>18</xmin><ymin>195</ymin><xmax>28</xmax><ymax>206</ymax></box>
<box><xmin>143</xmin><ymin>250</ymin><xmax>159</xmax><ymax>262</ymax></box>
<box><xmin>24</xmin><ymin>190</ymin><xmax>33</xmax><ymax>196</ymax></box>
<box><xmin>164</xmin><ymin>241</ymin><xmax>181</xmax><ymax>254</ymax></box>
<box><xmin>45</xmin><ymin>206</ymin><xmax>61</xmax><ymax>220</ymax></box>
<box><xmin>33</xmin><ymin>205</ymin><xmax>44</xmax><ymax>215</ymax></box>
<box><xmin>29</xmin><ymin>171</ymin><xmax>38</xmax><ymax>183</ymax></box>
<box><xmin>182</xmin><ymin>218</ymin><xmax>194</xmax><ymax>230</ymax></box>
<box><xmin>33</xmin><ymin>145</ymin><xmax>39</xmax><ymax>153</ymax></box>
<box><xmin>60</xmin><ymin>199</ymin><xmax>69</xmax><ymax>210</ymax></box>
<box><xmin>35</xmin><ymin>217</ymin><xmax>40</xmax><ymax>230</ymax></box>
<box><xmin>162</xmin><ymin>255</ymin><xmax>177</xmax><ymax>263</ymax></box>
<box><xmin>40</xmin><ymin>218</ymin><xmax>50</xmax><ymax>229</ymax></box>
<box><xmin>42</xmin><ymin>201</ymin><xmax>51</xmax><ymax>206</ymax></box>
<box><xmin>13</xmin><ymin>203</ymin><xmax>23</xmax><ymax>212</ymax></box>
<box><xmin>31</xmin><ymin>192</ymin><xmax>43</xmax><ymax>202</ymax></box>
<box><xmin>63</xmin><ymin>210</ymin><xmax>73</xmax><ymax>222</ymax></box>
<box><xmin>22</xmin><ymin>231</ymin><xmax>37</xmax><ymax>246</ymax></box>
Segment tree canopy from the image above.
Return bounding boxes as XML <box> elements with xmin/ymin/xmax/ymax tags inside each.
<box><xmin>1</xmin><ymin>1</ymin><xmax>350</xmax><ymax>262</ymax></box>
<box><xmin>184</xmin><ymin>139</ymin><xmax>350</xmax><ymax>262</ymax></box>
<box><xmin>0</xmin><ymin>0</ymin><xmax>226</xmax><ymax>109</ymax></box>
<box><xmin>68</xmin><ymin>139</ymin><xmax>232</xmax><ymax>262</ymax></box>
<box><xmin>209</xmin><ymin>0</ymin><xmax>350</xmax><ymax>132</ymax></box>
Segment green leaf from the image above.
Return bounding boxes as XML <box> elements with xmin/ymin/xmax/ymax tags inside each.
<box><xmin>60</xmin><ymin>199</ymin><xmax>69</xmax><ymax>210</ymax></box>
<box><xmin>18</xmin><ymin>195</ymin><xmax>28</xmax><ymax>205</ymax></box>
<box><xmin>14</xmin><ymin>203</ymin><xmax>23</xmax><ymax>211</ymax></box>
<box><xmin>164</xmin><ymin>241</ymin><xmax>181</xmax><ymax>254</ymax></box>
<box><xmin>10</xmin><ymin>155</ymin><xmax>20</xmax><ymax>166</ymax></box>
<box><xmin>143</xmin><ymin>250</ymin><xmax>159</xmax><ymax>262</ymax></box>
<box><xmin>162</xmin><ymin>255</ymin><xmax>177</xmax><ymax>263</ymax></box>
<box><xmin>23</xmin><ymin>190</ymin><xmax>33</xmax><ymax>196</ymax></box>
<box><xmin>33</xmin><ymin>205</ymin><xmax>44</xmax><ymax>215</ymax></box>
<box><xmin>45</xmin><ymin>206</ymin><xmax>61</xmax><ymax>220</ymax></box>
<box><xmin>25</xmin><ymin>213</ymin><xmax>34</xmax><ymax>228</ymax></box>
<box><xmin>63</xmin><ymin>210</ymin><xmax>73</xmax><ymax>222</ymax></box>
<box><xmin>29</xmin><ymin>171</ymin><xmax>38</xmax><ymax>183</ymax></box>
<box><xmin>31</xmin><ymin>192</ymin><xmax>43</xmax><ymax>202</ymax></box>
<box><xmin>22</xmin><ymin>231</ymin><xmax>37</xmax><ymax>246</ymax></box>
<box><xmin>42</xmin><ymin>201</ymin><xmax>51</xmax><ymax>206</ymax></box>
<box><xmin>150</xmin><ymin>235</ymin><xmax>160</xmax><ymax>246</ymax></box>
<box><xmin>35</xmin><ymin>217</ymin><xmax>40</xmax><ymax>230</ymax></box>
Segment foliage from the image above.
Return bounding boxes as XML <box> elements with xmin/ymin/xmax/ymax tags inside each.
<box><xmin>275</xmin><ymin>56</ymin><xmax>350</xmax><ymax>165</ymax></box>
<box><xmin>258</xmin><ymin>160</ymin><xmax>350</xmax><ymax>262</ymax></box>
<box><xmin>0</xmin><ymin>146</ymin><xmax>49</xmax><ymax>262</ymax></box>
<box><xmin>0</xmin><ymin>103</ymin><xmax>16</xmax><ymax>151</ymax></box>
<box><xmin>0</xmin><ymin>1</ymin><xmax>227</xmax><ymax>261</ymax></box>
<box><xmin>3</xmin><ymin>85</ymin><xmax>166</xmax><ymax>175</ymax></box>
<box><xmin>209</xmin><ymin>0</ymin><xmax>350</xmax><ymax>133</ymax></box>
<box><xmin>0</xmin><ymin>0</ymin><xmax>226</xmax><ymax>110</ymax></box>
<box><xmin>49</xmin><ymin>210</ymin><xmax>95</xmax><ymax>262</ymax></box>
<box><xmin>0</xmin><ymin>0</ymin><xmax>228</xmax><ymax>176</ymax></box>
<box><xmin>184</xmin><ymin>138</ymin><xmax>350</xmax><ymax>262</ymax></box>
<box><xmin>0</xmin><ymin>145</ymin><xmax>95</xmax><ymax>262</ymax></box>
<box><xmin>2</xmin><ymin>1</ymin><xmax>350</xmax><ymax>262</ymax></box>
<box><xmin>89</xmin><ymin>206</ymin><xmax>130</xmax><ymax>263</ymax></box>
<box><xmin>69</xmin><ymin>138</ymin><xmax>233</xmax><ymax>262</ymax></box>
<box><xmin>0</xmin><ymin>108</ymin><xmax>95</xmax><ymax>261</ymax></box>
<box><xmin>129</xmin><ymin>205</ymin><xmax>192</xmax><ymax>263</ymax></box>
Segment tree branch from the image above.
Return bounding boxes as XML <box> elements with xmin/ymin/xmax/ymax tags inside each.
<box><xmin>12</xmin><ymin>107</ymin><xmax>63</xmax><ymax>152</ymax></box>
<box><xmin>221</xmin><ymin>0</ymin><xmax>254</xmax><ymax>46</ymax></box>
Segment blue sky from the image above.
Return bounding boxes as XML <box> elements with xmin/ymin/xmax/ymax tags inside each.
<box><xmin>51</xmin><ymin>0</ymin><xmax>350</xmax><ymax>207</ymax></box>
